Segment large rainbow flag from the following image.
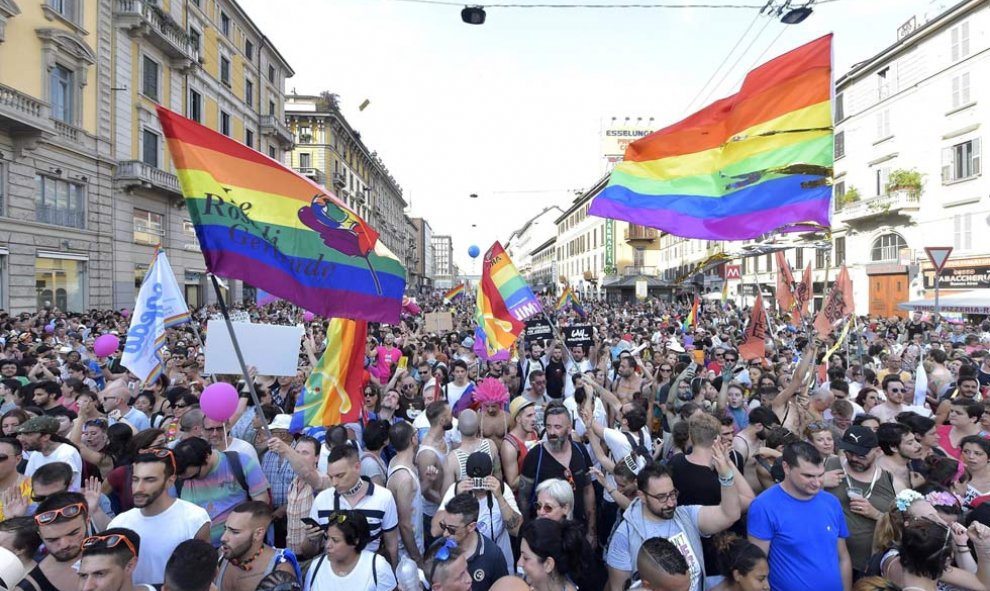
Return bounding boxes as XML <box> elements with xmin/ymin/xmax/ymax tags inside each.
<box><xmin>444</xmin><ymin>283</ymin><xmax>466</xmax><ymax>303</ymax></box>
<box><xmin>156</xmin><ymin>106</ymin><xmax>406</xmax><ymax>323</ymax></box>
<box><xmin>290</xmin><ymin>318</ymin><xmax>367</xmax><ymax>431</ymax></box>
<box><xmin>475</xmin><ymin>242</ymin><xmax>542</xmax><ymax>355</ymax></box>
<box><xmin>589</xmin><ymin>35</ymin><xmax>833</xmax><ymax>240</ymax></box>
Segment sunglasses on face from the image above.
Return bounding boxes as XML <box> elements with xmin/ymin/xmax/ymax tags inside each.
<box><xmin>535</xmin><ymin>503</ymin><xmax>560</xmax><ymax>513</ymax></box>
<box><xmin>82</xmin><ymin>534</ymin><xmax>137</xmax><ymax>556</ymax></box>
<box><xmin>35</xmin><ymin>502</ymin><xmax>86</xmax><ymax>525</ymax></box>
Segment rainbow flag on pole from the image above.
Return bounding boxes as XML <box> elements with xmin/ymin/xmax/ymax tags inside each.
<box><xmin>555</xmin><ymin>286</ymin><xmax>587</xmax><ymax>318</ymax></box>
<box><xmin>290</xmin><ymin>318</ymin><xmax>367</xmax><ymax>431</ymax></box>
<box><xmin>721</xmin><ymin>280</ymin><xmax>729</xmax><ymax>309</ymax></box>
<box><xmin>475</xmin><ymin>242</ymin><xmax>542</xmax><ymax>355</ymax></box>
<box><xmin>156</xmin><ymin>106</ymin><xmax>406</xmax><ymax>323</ymax></box>
<box><xmin>589</xmin><ymin>35</ymin><xmax>833</xmax><ymax>240</ymax></box>
<box><xmin>444</xmin><ymin>283</ymin><xmax>466</xmax><ymax>303</ymax></box>
<box><xmin>683</xmin><ymin>295</ymin><xmax>700</xmax><ymax>332</ymax></box>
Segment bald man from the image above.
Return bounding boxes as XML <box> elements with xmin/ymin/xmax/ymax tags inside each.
<box><xmin>489</xmin><ymin>576</ymin><xmax>529</xmax><ymax>591</ymax></box>
<box><xmin>442</xmin><ymin>409</ymin><xmax>501</xmax><ymax>492</ymax></box>
<box><xmin>632</xmin><ymin>537</ymin><xmax>692</xmax><ymax>591</ymax></box>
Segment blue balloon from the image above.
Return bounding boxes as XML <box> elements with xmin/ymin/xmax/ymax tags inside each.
<box><xmin>468</xmin><ymin>245</ymin><xmax>480</xmax><ymax>258</ymax></box>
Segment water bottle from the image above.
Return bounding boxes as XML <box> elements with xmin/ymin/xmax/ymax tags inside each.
<box><xmin>396</xmin><ymin>556</ymin><xmax>422</xmax><ymax>591</ymax></box>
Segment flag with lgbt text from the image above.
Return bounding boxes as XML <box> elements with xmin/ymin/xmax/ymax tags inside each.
<box><xmin>290</xmin><ymin>318</ymin><xmax>367</xmax><ymax>432</ymax></box>
<box><xmin>156</xmin><ymin>106</ymin><xmax>406</xmax><ymax>323</ymax></box>
<box><xmin>475</xmin><ymin>242</ymin><xmax>542</xmax><ymax>356</ymax></box>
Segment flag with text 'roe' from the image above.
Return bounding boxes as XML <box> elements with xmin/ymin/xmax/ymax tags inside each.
<box><xmin>156</xmin><ymin>106</ymin><xmax>406</xmax><ymax>324</ymax></box>
<box><xmin>475</xmin><ymin>242</ymin><xmax>542</xmax><ymax>355</ymax></box>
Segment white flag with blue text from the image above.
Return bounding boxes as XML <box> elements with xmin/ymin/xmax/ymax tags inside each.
<box><xmin>122</xmin><ymin>250</ymin><xmax>190</xmax><ymax>385</ymax></box>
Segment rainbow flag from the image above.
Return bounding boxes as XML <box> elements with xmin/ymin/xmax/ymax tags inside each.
<box><xmin>444</xmin><ymin>283</ymin><xmax>466</xmax><ymax>303</ymax></box>
<box><xmin>556</xmin><ymin>287</ymin><xmax>587</xmax><ymax>318</ymax></box>
<box><xmin>721</xmin><ymin>281</ymin><xmax>729</xmax><ymax>309</ymax></box>
<box><xmin>475</xmin><ymin>241</ymin><xmax>542</xmax><ymax>355</ymax></box>
<box><xmin>589</xmin><ymin>35</ymin><xmax>833</xmax><ymax>240</ymax></box>
<box><xmin>290</xmin><ymin>318</ymin><xmax>367</xmax><ymax>431</ymax></box>
<box><xmin>156</xmin><ymin>106</ymin><xmax>406</xmax><ymax>323</ymax></box>
<box><xmin>683</xmin><ymin>295</ymin><xmax>700</xmax><ymax>331</ymax></box>
<box><xmin>255</xmin><ymin>288</ymin><xmax>280</xmax><ymax>307</ymax></box>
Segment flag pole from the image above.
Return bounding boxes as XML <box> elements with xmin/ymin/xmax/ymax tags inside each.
<box><xmin>190</xmin><ymin>325</ymin><xmax>216</xmax><ymax>384</ymax></box>
<box><xmin>209</xmin><ymin>275</ymin><xmax>271</xmax><ymax>440</ymax></box>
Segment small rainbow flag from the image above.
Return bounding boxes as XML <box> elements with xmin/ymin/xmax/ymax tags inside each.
<box><xmin>589</xmin><ymin>35</ymin><xmax>833</xmax><ymax>240</ymax></box>
<box><xmin>475</xmin><ymin>241</ymin><xmax>542</xmax><ymax>355</ymax></box>
<box><xmin>555</xmin><ymin>287</ymin><xmax>587</xmax><ymax>318</ymax></box>
<box><xmin>290</xmin><ymin>318</ymin><xmax>367</xmax><ymax>431</ymax></box>
<box><xmin>721</xmin><ymin>281</ymin><xmax>729</xmax><ymax>309</ymax></box>
<box><xmin>156</xmin><ymin>106</ymin><xmax>406</xmax><ymax>323</ymax></box>
<box><xmin>683</xmin><ymin>295</ymin><xmax>700</xmax><ymax>331</ymax></box>
<box><xmin>444</xmin><ymin>283</ymin><xmax>466</xmax><ymax>303</ymax></box>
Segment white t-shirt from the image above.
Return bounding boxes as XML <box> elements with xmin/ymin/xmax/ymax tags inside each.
<box><xmin>305</xmin><ymin>551</ymin><xmax>396</xmax><ymax>591</ymax></box>
<box><xmin>310</xmin><ymin>481</ymin><xmax>398</xmax><ymax>553</ymax></box>
<box><xmin>108</xmin><ymin>499</ymin><xmax>210</xmax><ymax>585</ymax></box>
<box><xmin>226</xmin><ymin>437</ymin><xmax>261</xmax><ymax>465</ymax></box>
<box><xmin>606</xmin><ymin>505</ymin><xmax>704</xmax><ymax>591</ymax></box>
<box><xmin>25</xmin><ymin>443</ymin><xmax>82</xmax><ymax>489</ymax></box>
<box><xmin>438</xmin><ymin>482</ymin><xmax>519</xmax><ymax>574</ymax></box>
<box><xmin>443</xmin><ymin>382</ymin><xmax>472</xmax><ymax>410</ymax></box>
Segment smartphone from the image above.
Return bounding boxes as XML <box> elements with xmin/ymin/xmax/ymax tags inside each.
<box><xmin>301</xmin><ymin>517</ymin><xmax>325</xmax><ymax>531</ymax></box>
<box><xmin>397</xmin><ymin>356</ymin><xmax>408</xmax><ymax>370</ymax></box>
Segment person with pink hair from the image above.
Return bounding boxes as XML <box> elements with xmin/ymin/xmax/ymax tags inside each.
<box><xmin>475</xmin><ymin>378</ymin><xmax>511</xmax><ymax>449</ymax></box>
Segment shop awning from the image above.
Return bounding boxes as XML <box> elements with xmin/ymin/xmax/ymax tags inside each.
<box><xmin>898</xmin><ymin>289</ymin><xmax>990</xmax><ymax>315</ymax></box>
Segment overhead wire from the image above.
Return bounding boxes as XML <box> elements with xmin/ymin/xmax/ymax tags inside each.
<box><xmin>696</xmin><ymin>15</ymin><xmax>773</xmax><ymax>107</ymax></box>
<box><xmin>682</xmin><ymin>7</ymin><xmax>763</xmax><ymax>114</ymax></box>
<box><xmin>388</xmin><ymin>0</ymin><xmax>769</xmax><ymax>7</ymax></box>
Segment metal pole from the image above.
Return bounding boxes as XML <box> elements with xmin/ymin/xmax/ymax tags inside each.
<box><xmin>209</xmin><ymin>275</ymin><xmax>271</xmax><ymax>440</ymax></box>
<box><xmin>934</xmin><ymin>269</ymin><xmax>941</xmax><ymax>326</ymax></box>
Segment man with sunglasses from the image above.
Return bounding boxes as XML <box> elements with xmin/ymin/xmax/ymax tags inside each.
<box><xmin>17</xmin><ymin>416</ymin><xmax>82</xmax><ymax>490</ymax></box>
<box><xmin>432</xmin><ymin>492</ymin><xmax>506</xmax><ymax>590</ymax></box>
<box><xmin>873</xmin><ymin>376</ymin><xmax>929</xmax><ymax>424</ymax></box>
<box><xmin>0</xmin><ymin>437</ymin><xmax>28</xmax><ymax>520</ymax></box>
<box><xmin>78</xmin><ymin>528</ymin><xmax>153</xmax><ymax>591</ymax></box>
<box><xmin>16</xmin><ymin>492</ymin><xmax>89</xmax><ymax>591</ymax></box>
<box><xmin>108</xmin><ymin>449</ymin><xmax>211</xmax><ymax>586</ymax></box>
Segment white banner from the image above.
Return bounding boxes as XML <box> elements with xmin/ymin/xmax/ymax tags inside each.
<box><xmin>205</xmin><ymin>321</ymin><xmax>304</xmax><ymax>377</ymax></box>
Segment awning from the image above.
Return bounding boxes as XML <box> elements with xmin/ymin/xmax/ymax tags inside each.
<box><xmin>898</xmin><ymin>289</ymin><xmax>990</xmax><ymax>315</ymax></box>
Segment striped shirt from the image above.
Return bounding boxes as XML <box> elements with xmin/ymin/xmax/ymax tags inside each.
<box><xmin>309</xmin><ymin>479</ymin><xmax>398</xmax><ymax>553</ymax></box>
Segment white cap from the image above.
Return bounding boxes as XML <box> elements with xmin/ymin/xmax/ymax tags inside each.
<box><xmin>268</xmin><ymin>414</ymin><xmax>292</xmax><ymax>430</ymax></box>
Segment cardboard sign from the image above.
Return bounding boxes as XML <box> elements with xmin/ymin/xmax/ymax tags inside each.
<box><xmin>424</xmin><ymin>312</ymin><xmax>453</xmax><ymax>334</ymax></box>
<box><xmin>205</xmin><ymin>321</ymin><xmax>304</xmax><ymax>377</ymax></box>
<box><xmin>563</xmin><ymin>325</ymin><xmax>594</xmax><ymax>348</ymax></box>
<box><xmin>524</xmin><ymin>317</ymin><xmax>554</xmax><ymax>343</ymax></box>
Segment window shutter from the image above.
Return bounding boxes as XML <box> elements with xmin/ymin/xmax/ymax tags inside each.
<box><xmin>962</xmin><ymin>22</ymin><xmax>970</xmax><ymax>57</ymax></box>
<box><xmin>973</xmin><ymin>138</ymin><xmax>981</xmax><ymax>176</ymax></box>
<box><xmin>951</xmin><ymin>27</ymin><xmax>960</xmax><ymax>61</ymax></box>
<box><xmin>952</xmin><ymin>76</ymin><xmax>960</xmax><ymax>108</ymax></box>
<box><xmin>942</xmin><ymin>147</ymin><xmax>953</xmax><ymax>182</ymax></box>
<box><xmin>962</xmin><ymin>73</ymin><xmax>970</xmax><ymax>105</ymax></box>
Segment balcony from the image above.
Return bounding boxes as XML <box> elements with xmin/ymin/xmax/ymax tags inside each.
<box><xmin>623</xmin><ymin>265</ymin><xmax>658</xmax><ymax>276</ymax></box>
<box><xmin>115</xmin><ymin>160</ymin><xmax>182</xmax><ymax>197</ymax></box>
<box><xmin>115</xmin><ymin>0</ymin><xmax>199</xmax><ymax>70</ymax></box>
<box><xmin>295</xmin><ymin>167</ymin><xmax>324</xmax><ymax>185</ymax></box>
<box><xmin>0</xmin><ymin>83</ymin><xmax>55</xmax><ymax>152</ymax></box>
<box><xmin>836</xmin><ymin>189</ymin><xmax>920</xmax><ymax>224</ymax></box>
<box><xmin>332</xmin><ymin>172</ymin><xmax>346</xmax><ymax>188</ymax></box>
<box><xmin>260</xmin><ymin>115</ymin><xmax>293</xmax><ymax>149</ymax></box>
<box><xmin>624</xmin><ymin>224</ymin><xmax>658</xmax><ymax>244</ymax></box>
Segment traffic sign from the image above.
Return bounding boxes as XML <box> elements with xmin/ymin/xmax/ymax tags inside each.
<box><xmin>924</xmin><ymin>247</ymin><xmax>953</xmax><ymax>273</ymax></box>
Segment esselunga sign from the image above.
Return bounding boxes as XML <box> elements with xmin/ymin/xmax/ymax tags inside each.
<box><xmin>922</xmin><ymin>256</ymin><xmax>990</xmax><ymax>289</ymax></box>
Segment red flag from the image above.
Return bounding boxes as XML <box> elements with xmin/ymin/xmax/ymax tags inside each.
<box><xmin>815</xmin><ymin>265</ymin><xmax>854</xmax><ymax>337</ymax></box>
<box><xmin>794</xmin><ymin>262</ymin><xmax>813</xmax><ymax>319</ymax></box>
<box><xmin>740</xmin><ymin>292</ymin><xmax>768</xmax><ymax>360</ymax></box>
<box><xmin>775</xmin><ymin>251</ymin><xmax>794</xmax><ymax>314</ymax></box>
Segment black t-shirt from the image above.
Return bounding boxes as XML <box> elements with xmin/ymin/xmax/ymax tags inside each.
<box><xmin>44</xmin><ymin>405</ymin><xmax>76</xmax><ymax>421</ymax></box>
<box><xmin>17</xmin><ymin>564</ymin><xmax>61</xmax><ymax>591</ymax></box>
<box><xmin>521</xmin><ymin>441</ymin><xmax>594</xmax><ymax>522</ymax></box>
<box><xmin>545</xmin><ymin>359</ymin><xmax>567</xmax><ymax>399</ymax></box>
<box><xmin>907</xmin><ymin>321</ymin><xmax>931</xmax><ymax>340</ymax></box>
<box><xmin>466</xmin><ymin>533</ymin><xmax>509</xmax><ymax>591</ymax></box>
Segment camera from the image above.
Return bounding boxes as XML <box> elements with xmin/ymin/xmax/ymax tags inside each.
<box><xmin>472</xmin><ymin>477</ymin><xmax>485</xmax><ymax>489</ymax></box>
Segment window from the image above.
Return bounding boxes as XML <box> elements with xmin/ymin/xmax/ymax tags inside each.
<box><xmin>189</xmin><ymin>28</ymin><xmax>202</xmax><ymax>54</ymax></box>
<box><xmin>142</xmin><ymin>129</ymin><xmax>159</xmax><ymax>167</ymax></box>
<box><xmin>220</xmin><ymin>11</ymin><xmax>231</xmax><ymax>37</ymax></box>
<box><xmin>244</xmin><ymin>78</ymin><xmax>253</xmax><ymax>106</ymax></box>
<box><xmin>954</xmin><ymin>213</ymin><xmax>973</xmax><ymax>250</ymax></box>
<box><xmin>182</xmin><ymin>219</ymin><xmax>196</xmax><ymax>236</ymax></box>
<box><xmin>133</xmin><ymin>209</ymin><xmax>164</xmax><ymax>246</ymax></box>
<box><xmin>834</xmin><ymin>131</ymin><xmax>845</xmax><ymax>159</ymax></box>
<box><xmin>50</xmin><ymin>64</ymin><xmax>74</xmax><ymax>123</ymax></box>
<box><xmin>268</xmin><ymin>100</ymin><xmax>275</xmax><ymax>116</ymax></box>
<box><xmin>875</xmin><ymin>109</ymin><xmax>891</xmax><ymax>140</ymax></box>
<box><xmin>220</xmin><ymin>111</ymin><xmax>230</xmax><ymax>136</ymax></box>
<box><xmin>297</xmin><ymin>125</ymin><xmax>311</xmax><ymax>143</ymax></box>
<box><xmin>877</xmin><ymin>67</ymin><xmax>891</xmax><ymax>100</ymax></box>
<box><xmin>134</xmin><ymin>265</ymin><xmax>148</xmax><ymax>290</ymax></box>
<box><xmin>299</xmin><ymin>153</ymin><xmax>311</xmax><ymax>168</ymax></box>
<box><xmin>35</xmin><ymin>175</ymin><xmax>84</xmax><ymax>229</ymax></box>
<box><xmin>142</xmin><ymin>56</ymin><xmax>159</xmax><ymax>101</ymax></box>
<box><xmin>795</xmin><ymin>247</ymin><xmax>803</xmax><ymax>269</ymax></box>
<box><xmin>268</xmin><ymin>145</ymin><xmax>276</xmax><ymax>159</ymax></box>
<box><xmin>833</xmin><ymin>181</ymin><xmax>846</xmax><ymax>211</ymax></box>
<box><xmin>220</xmin><ymin>56</ymin><xmax>230</xmax><ymax>86</ymax></box>
<box><xmin>951</xmin><ymin>21</ymin><xmax>970</xmax><ymax>62</ymax></box>
<box><xmin>46</xmin><ymin>0</ymin><xmax>78</xmax><ymax>24</ymax></box>
<box><xmin>835</xmin><ymin>93</ymin><xmax>845</xmax><ymax>122</ymax></box>
<box><xmin>875</xmin><ymin>166</ymin><xmax>890</xmax><ymax>196</ymax></box>
<box><xmin>942</xmin><ymin>138</ymin><xmax>981</xmax><ymax>182</ymax></box>
<box><xmin>36</xmin><ymin>256</ymin><xmax>85</xmax><ymax>312</ymax></box>
<box><xmin>815</xmin><ymin>248</ymin><xmax>826</xmax><ymax>269</ymax></box>
<box><xmin>952</xmin><ymin>73</ymin><xmax>971</xmax><ymax>109</ymax></box>
<box><xmin>244</xmin><ymin>39</ymin><xmax>253</xmax><ymax>61</ymax></box>
<box><xmin>245</xmin><ymin>128</ymin><xmax>254</xmax><ymax>148</ymax></box>
<box><xmin>188</xmin><ymin>89</ymin><xmax>202</xmax><ymax>122</ymax></box>
<box><xmin>268</xmin><ymin>65</ymin><xmax>275</xmax><ymax>83</ymax></box>
<box><xmin>835</xmin><ymin>237</ymin><xmax>846</xmax><ymax>265</ymax></box>
<box><xmin>871</xmin><ymin>233</ymin><xmax>906</xmax><ymax>262</ymax></box>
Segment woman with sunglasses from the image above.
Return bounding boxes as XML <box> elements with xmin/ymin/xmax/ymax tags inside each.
<box><xmin>517</xmin><ymin>518</ymin><xmax>590</xmax><ymax>591</ymax></box>
<box><xmin>302</xmin><ymin>511</ymin><xmax>396</xmax><ymax>591</ymax></box>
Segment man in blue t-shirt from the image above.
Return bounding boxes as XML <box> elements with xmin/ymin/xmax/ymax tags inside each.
<box><xmin>748</xmin><ymin>441</ymin><xmax>851</xmax><ymax>591</ymax></box>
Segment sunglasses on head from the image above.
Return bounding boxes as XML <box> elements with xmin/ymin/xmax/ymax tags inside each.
<box><xmin>138</xmin><ymin>447</ymin><xmax>177</xmax><ymax>473</ymax></box>
<box><xmin>35</xmin><ymin>502</ymin><xmax>86</xmax><ymax>526</ymax></box>
<box><xmin>82</xmin><ymin>534</ymin><xmax>137</xmax><ymax>556</ymax></box>
<box><xmin>427</xmin><ymin>538</ymin><xmax>458</xmax><ymax>583</ymax></box>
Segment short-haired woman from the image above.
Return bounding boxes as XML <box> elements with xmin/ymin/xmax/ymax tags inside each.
<box><xmin>302</xmin><ymin>511</ymin><xmax>396</xmax><ymax>591</ymax></box>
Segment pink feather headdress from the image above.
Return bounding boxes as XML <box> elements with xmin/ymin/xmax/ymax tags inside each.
<box><xmin>474</xmin><ymin>377</ymin><xmax>509</xmax><ymax>406</ymax></box>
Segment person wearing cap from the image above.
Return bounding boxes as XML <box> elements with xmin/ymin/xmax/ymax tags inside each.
<box><xmin>259</xmin><ymin>415</ymin><xmax>296</xmax><ymax>547</ymax></box>
<box><xmin>823</xmin><ymin>424</ymin><xmax>896</xmax><ymax>575</ymax></box>
<box><xmin>17</xmin><ymin>491</ymin><xmax>90</xmax><ymax>591</ymax></box>
<box><xmin>77</xmin><ymin>527</ymin><xmax>154</xmax><ymax>591</ymax></box>
<box><xmin>433</xmin><ymin>492</ymin><xmax>508</xmax><ymax>590</ymax></box>
<box><xmin>16</xmin><ymin>416</ymin><xmax>82</xmax><ymax>490</ymax></box>
<box><xmin>501</xmin><ymin>397</ymin><xmax>537</xmax><ymax>498</ymax></box>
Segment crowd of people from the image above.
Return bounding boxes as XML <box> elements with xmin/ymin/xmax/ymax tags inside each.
<box><xmin>0</xmin><ymin>293</ymin><xmax>988</xmax><ymax>591</ymax></box>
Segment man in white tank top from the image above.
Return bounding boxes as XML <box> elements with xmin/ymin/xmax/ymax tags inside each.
<box><xmin>386</xmin><ymin>422</ymin><xmax>424</xmax><ymax>564</ymax></box>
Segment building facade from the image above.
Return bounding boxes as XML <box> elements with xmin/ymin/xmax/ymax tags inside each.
<box><xmin>411</xmin><ymin>216</ymin><xmax>434</xmax><ymax>293</ymax></box>
<box><xmin>431</xmin><ymin>234</ymin><xmax>453</xmax><ymax>289</ymax></box>
<box><xmin>504</xmin><ymin>205</ymin><xmax>562</xmax><ymax>288</ymax></box>
<box><xmin>528</xmin><ymin>236</ymin><xmax>556</xmax><ymax>293</ymax></box>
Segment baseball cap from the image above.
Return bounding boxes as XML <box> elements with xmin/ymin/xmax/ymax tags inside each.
<box><xmin>837</xmin><ymin>425</ymin><xmax>879</xmax><ymax>456</ymax></box>
<box><xmin>268</xmin><ymin>414</ymin><xmax>292</xmax><ymax>431</ymax></box>
<box><xmin>16</xmin><ymin>416</ymin><xmax>59</xmax><ymax>435</ymax></box>
<box><xmin>466</xmin><ymin>451</ymin><xmax>493</xmax><ymax>478</ymax></box>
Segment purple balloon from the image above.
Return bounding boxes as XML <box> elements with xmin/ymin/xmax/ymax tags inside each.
<box><xmin>120</xmin><ymin>308</ymin><xmax>131</xmax><ymax>318</ymax></box>
<box><xmin>44</xmin><ymin>324</ymin><xmax>55</xmax><ymax>334</ymax></box>
<box><xmin>93</xmin><ymin>334</ymin><xmax>120</xmax><ymax>357</ymax></box>
<box><xmin>200</xmin><ymin>382</ymin><xmax>239</xmax><ymax>422</ymax></box>
<box><xmin>303</xmin><ymin>311</ymin><xmax>315</xmax><ymax>323</ymax></box>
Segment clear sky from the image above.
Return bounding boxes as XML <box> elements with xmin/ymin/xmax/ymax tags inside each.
<box><xmin>240</xmin><ymin>0</ymin><xmax>943</xmax><ymax>272</ymax></box>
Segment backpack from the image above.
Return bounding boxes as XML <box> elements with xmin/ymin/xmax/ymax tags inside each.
<box><xmin>623</xmin><ymin>431</ymin><xmax>651</xmax><ymax>461</ymax></box>
<box><xmin>175</xmin><ymin>451</ymin><xmax>249</xmax><ymax>497</ymax></box>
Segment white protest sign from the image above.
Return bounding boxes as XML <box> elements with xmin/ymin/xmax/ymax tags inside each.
<box><xmin>205</xmin><ymin>321</ymin><xmax>304</xmax><ymax>377</ymax></box>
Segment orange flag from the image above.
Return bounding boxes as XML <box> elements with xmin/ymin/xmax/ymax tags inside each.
<box><xmin>740</xmin><ymin>292</ymin><xmax>768</xmax><ymax>360</ymax></box>
<box><xmin>794</xmin><ymin>262</ymin><xmax>813</xmax><ymax>319</ymax></box>
<box><xmin>775</xmin><ymin>251</ymin><xmax>794</xmax><ymax>314</ymax></box>
<box><xmin>815</xmin><ymin>265</ymin><xmax>854</xmax><ymax>337</ymax></box>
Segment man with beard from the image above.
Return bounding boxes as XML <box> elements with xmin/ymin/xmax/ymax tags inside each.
<box><xmin>876</xmin><ymin>422</ymin><xmax>923</xmax><ymax>493</ymax></box>
<box><xmin>614</xmin><ymin>356</ymin><xmax>643</xmax><ymax>405</ymax></box>
<box><xmin>108</xmin><ymin>449</ymin><xmax>211</xmax><ymax>585</ymax></box>
<box><xmin>934</xmin><ymin>375</ymin><xmax>982</xmax><ymax>425</ymax></box>
<box><xmin>544</xmin><ymin>344</ymin><xmax>568</xmax><ymax>400</ymax></box>
<box><xmin>215</xmin><ymin>502</ymin><xmax>296</xmax><ymax>591</ymax></box>
<box><xmin>17</xmin><ymin>416</ymin><xmax>82</xmax><ymax>489</ymax></box>
<box><xmin>518</xmin><ymin>341</ymin><xmax>548</xmax><ymax>395</ymax></box>
<box><xmin>872</xmin><ymin>376</ymin><xmax>930</xmax><ymax>423</ymax></box>
<box><xmin>731</xmin><ymin>407</ymin><xmax>779</xmax><ymax>495</ymax></box>
<box><xmin>77</xmin><ymin>527</ymin><xmax>146</xmax><ymax>591</ymax></box>
<box><xmin>16</xmin><ymin>492</ymin><xmax>89</xmax><ymax>591</ymax></box>
<box><xmin>564</xmin><ymin>344</ymin><xmax>593</xmax><ymax>399</ymax></box>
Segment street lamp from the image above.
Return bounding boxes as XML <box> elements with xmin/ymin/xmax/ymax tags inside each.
<box><xmin>779</xmin><ymin>1</ymin><xmax>814</xmax><ymax>24</ymax></box>
<box><xmin>461</xmin><ymin>6</ymin><xmax>486</xmax><ymax>25</ymax></box>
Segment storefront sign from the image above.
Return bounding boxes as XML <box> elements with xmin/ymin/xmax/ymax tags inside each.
<box><xmin>922</xmin><ymin>257</ymin><xmax>990</xmax><ymax>289</ymax></box>
<box><xmin>604</xmin><ymin>219</ymin><xmax>615</xmax><ymax>274</ymax></box>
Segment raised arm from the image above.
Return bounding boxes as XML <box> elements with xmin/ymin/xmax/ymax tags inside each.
<box><xmin>697</xmin><ymin>441</ymin><xmax>742</xmax><ymax>535</ymax></box>
<box><xmin>773</xmin><ymin>341</ymin><xmax>817</xmax><ymax>413</ymax></box>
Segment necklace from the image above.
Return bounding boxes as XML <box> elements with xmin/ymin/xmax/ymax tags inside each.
<box><xmin>230</xmin><ymin>545</ymin><xmax>265</xmax><ymax>571</ymax></box>
<box><xmin>342</xmin><ymin>479</ymin><xmax>363</xmax><ymax>497</ymax></box>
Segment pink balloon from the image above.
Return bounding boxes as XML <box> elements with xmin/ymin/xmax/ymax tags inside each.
<box><xmin>200</xmin><ymin>382</ymin><xmax>239</xmax><ymax>422</ymax></box>
<box><xmin>93</xmin><ymin>334</ymin><xmax>120</xmax><ymax>357</ymax></box>
<box><xmin>302</xmin><ymin>311</ymin><xmax>315</xmax><ymax>323</ymax></box>
<box><xmin>44</xmin><ymin>324</ymin><xmax>55</xmax><ymax>334</ymax></box>
<box><xmin>120</xmin><ymin>308</ymin><xmax>131</xmax><ymax>318</ymax></box>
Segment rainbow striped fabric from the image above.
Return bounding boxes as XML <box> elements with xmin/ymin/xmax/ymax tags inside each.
<box><xmin>475</xmin><ymin>242</ymin><xmax>542</xmax><ymax>355</ymax></box>
<box><xmin>444</xmin><ymin>283</ymin><xmax>466</xmax><ymax>303</ymax></box>
<box><xmin>589</xmin><ymin>35</ymin><xmax>833</xmax><ymax>240</ymax></box>
<box><xmin>290</xmin><ymin>318</ymin><xmax>367</xmax><ymax>431</ymax></box>
<box><xmin>555</xmin><ymin>287</ymin><xmax>586</xmax><ymax>318</ymax></box>
<box><xmin>156</xmin><ymin>106</ymin><xmax>406</xmax><ymax>323</ymax></box>
<box><xmin>683</xmin><ymin>295</ymin><xmax>700</xmax><ymax>331</ymax></box>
